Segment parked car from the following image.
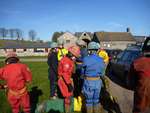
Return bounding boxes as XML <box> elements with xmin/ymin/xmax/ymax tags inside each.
<box><xmin>106</xmin><ymin>49</ymin><xmax>123</xmax><ymax>61</ymax></box>
<box><xmin>106</xmin><ymin>44</ymin><xmax>143</xmax><ymax>84</ymax></box>
<box><xmin>142</xmin><ymin>36</ymin><xmax>150</xmax><ymax>52</ymax></box>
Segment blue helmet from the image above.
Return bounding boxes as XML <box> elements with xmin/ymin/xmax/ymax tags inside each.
<box><xmin>50</xmin><ymin>42</ymin><xmax>58</xmax><ymax>48</ymax></box>
<box><xmin>57</xmin><ymin>39</ymin><xmax>64</xmax><ymax>46</ymax></box>
<box><xmin>88</xmin><ymin>41</ymin><xmax>100</xmax><ymax>50</ymax></box>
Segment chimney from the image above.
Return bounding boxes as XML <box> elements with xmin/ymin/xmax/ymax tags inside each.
<box><xmin>126</xmin><ymin>27</ymin><xmax>130</xmax><ymax>33</ymax></box>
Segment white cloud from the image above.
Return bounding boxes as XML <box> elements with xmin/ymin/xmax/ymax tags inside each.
<box><xmin>104</xmin><ymin>22</ymin><xmax>125</xmax><ymax>31</ymax></box>
<box><xmin>108</xmin><ymin>22</ymin><xmax>124</xmax><ymax>28</ymax></box>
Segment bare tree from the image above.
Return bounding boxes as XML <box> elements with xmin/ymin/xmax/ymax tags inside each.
<box><xmin>29</xmin><ymin>30</ymin><xmax>36</xmax><ymax>41</ymax></box>
<box><xmin>15</xmin><ymin>29</ymin><xmax>23</xmax><ymax>40</ymax></box>
<box><xmin>9</xmin><ymin>29</ymin><xmax>15</xmax><ymax>40</ymax></box>
<box><xmin>0</xmin><ymin>28</ymin><xmax>8</xmax><ymax>40</ymax></box>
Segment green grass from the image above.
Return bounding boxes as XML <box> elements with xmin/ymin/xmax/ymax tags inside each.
<box><xmin>0</xmin><ymin>62</ymin><xmax>49</xmax><ymax>113</ymax></box>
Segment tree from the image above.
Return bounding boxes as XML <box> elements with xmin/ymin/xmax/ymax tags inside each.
<box><xmin>51</xmin><ymin>32</ymin><xmax>64</xmax><ymax>42</ymax></box>
<box><xmin>29</xmin><ymin>30</ymin><xmax>37</xmax><ymax>41</ymax></box>
<box><xmin>9</xmin><ymin>29</ymin><xmax>15</xmax><ymax>40</ymax></box>
<box><xmin>15</xmin><ymin>29</ymin><xmax>23</xmax><ymax>40</ymax></box>
<box><xmin>0</xmin><ymin>28</ymin><xmax>8</xmax><ymax>40</ymax></box>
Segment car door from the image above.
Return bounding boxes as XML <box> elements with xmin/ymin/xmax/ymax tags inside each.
<box><xmin>113</xmin><ymin>51</ymin><xmax>131</xmax><ymax>80</ymax></box>
<box><xmin>119</xmin><ymin>50</ymin><xmax>141</xmax><ymax>80</ymax></box>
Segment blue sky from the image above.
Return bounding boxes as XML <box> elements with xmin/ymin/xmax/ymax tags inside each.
<box><xmin>0</xmin><ymin>0</ymin><xmax>150</xmax><ymax>41</ymax></box>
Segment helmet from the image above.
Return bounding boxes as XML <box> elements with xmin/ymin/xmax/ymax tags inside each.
<box><xmin>5</xmin><ymin>51</ymin><xmax>18</xmax><ymax>62</ymax></box>
<box><xmin>50</xmin><ymin>42</ymin><xmax>58</xmax><ymax>48</ymax></box>
<box><xmin>76</xmin><ymin>40</ymin><xmax>86</xmax><ymax>46</ymax></box>
<box><xmin>97</xmin><ymin>43</ymin><xmax>100</xmax><ymax>49</ymax></box>
<box><xmin>57</xmin><ymin>39</ymin><xmax>64</xmax><ymax>46</ymax></box>
<box><xmin>88</xmin><ymin>41</ymin><xmax>100</xmax><ymax>50</ymax></box>
<box><xmin>68</xmin><ymin>46</ymin><xmax>80</xmax><ymax>57</ymax></box>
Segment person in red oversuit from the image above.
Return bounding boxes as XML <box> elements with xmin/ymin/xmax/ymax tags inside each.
<box><xmin>128</xmin><ymin>37</ymin><xmax>150</xmax><ymax>113</ymax></box>
<box><xmin>0</xmin><ymin>52</ymin><xmax>32</xmax><ymax>113</ymax></box>
<box><xmin>58</xmin><ymin>45</ymin><xmax>80</xmax><ymax>113</ymax></box>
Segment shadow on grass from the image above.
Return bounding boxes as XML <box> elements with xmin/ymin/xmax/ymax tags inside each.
<box><xmin>29</xmin><ymin>86</ymin><xmax>43</xmax><ymax>113</ymax></box>
<box><xmin>48</xmin><ymin>109</ymin><xmax>61</xmax><ymax>113</ymax></box>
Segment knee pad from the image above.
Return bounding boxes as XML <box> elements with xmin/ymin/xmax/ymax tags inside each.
<box><xmin>64</xmin><ymin>97</ymin><xmax>71</xmax><ymax>105</ymax></box>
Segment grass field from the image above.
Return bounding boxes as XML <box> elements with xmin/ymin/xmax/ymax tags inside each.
<box><xmin>0</xmin><ymin>61</ymin><xmax>49</xmax><ymax>113</ymax></box>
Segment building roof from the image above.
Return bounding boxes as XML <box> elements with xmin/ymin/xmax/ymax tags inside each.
<box><xmin>0</xmin><ymin>40</ymin><xmax>50</xmax><ymax>49</ymax></box>
<box><xmin>94</xmin><ymin>32</ymin><xmax>136</xmax><ymax>42</ymax></box>
<box><xmin>74</xmin><ymin>32</ymin><xmax>93</xmax><ymax>39</ymax></box>
<box><xmin>134</xmin><ymin>36</ymin><xmax>146</xmax><ymax>43</ymax></box>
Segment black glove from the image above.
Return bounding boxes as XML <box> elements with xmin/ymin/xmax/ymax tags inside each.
<box><xmin>0</xmin><ymin>84</ymin><xmax>4</xmax><ymax>89</ymax></box>
<box><xmin>67</xmin><ymin>83</ymin><xmax>73</xmax><ymax>92</ymax></box>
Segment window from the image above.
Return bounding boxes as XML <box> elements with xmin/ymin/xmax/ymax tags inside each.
<box><xmin>147</xmin><ymin>40</ymin><xmax>150</xmax><ymax>46</ymax></box>
<box><xmin>24</xmin><ymin>49</ymin><xmax>27</xmax><ymax>51</ymax></box>
<box><xmin>121</xmin><ymin>50</ymin><xmax>141</xmax><ymax>63</ymax></box>
<box><xmin>83</xmin><ymin>33</ymin><xmax>86</xmax><ymax>36</ymax></box>
<box><xmin>66</xmin><ymin>40</ymin><xmax>70</xmax><ymax>43</ymax></box>
<box><xmin>121</xmin><ymin>51</ymin><xmax>130</xmax><ymax>61</ymax></box>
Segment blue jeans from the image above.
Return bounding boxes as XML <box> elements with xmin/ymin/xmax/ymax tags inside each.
<box><xmin>48</xmin><ymin>68</ymin><xmax>57</xmax><ymax>97</ymax></box>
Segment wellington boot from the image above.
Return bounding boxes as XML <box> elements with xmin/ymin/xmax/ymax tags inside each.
<box><xmin>86</xmin><ymin>106</ymin><xmax>93</xmax><ymax>113</ymax></box>
<box><xmin>93</xmin><ymin>103</ymin><xmax>102</xmax><ymax>113</ymax></box>
<box><xmin>65</xmin><ymin>104</ymin><xmax>71</xmax><ymax>113</ymax></box>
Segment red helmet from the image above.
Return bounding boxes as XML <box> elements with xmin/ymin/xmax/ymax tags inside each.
<box><xmin>68</xmin><ymin>46</ymin><xmax>80</xmax><ymax>57</ymax></box>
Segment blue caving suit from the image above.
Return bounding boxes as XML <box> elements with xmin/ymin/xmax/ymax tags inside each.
<box><xmin>81</xmin><ymin>54</ymin><xmax>105</xmax><ymax>106</ymax></box>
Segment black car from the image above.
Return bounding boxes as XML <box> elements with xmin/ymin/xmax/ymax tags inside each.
<box><xmin>106</xmin><ymin>49</ymin><xmax>123</xmax><ymax>61</ymax></box>
<box><xmin>142</xmin><ymin>37</ymin><xmax>150</xmax><ymax>52</ymax></box>
<box><xmin>106</xmin><ymin>44</ymin><xmax>142</xmax><ymax>84</ymax></box>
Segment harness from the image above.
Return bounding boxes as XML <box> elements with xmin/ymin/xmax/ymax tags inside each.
<box><xmin>84</xmin><ymin>76</ymin><xmax>100</xmax><ymax>80</ymax></box>
<box><xmin>8</xmin><ymin>87</ymin><xmax>27</xmax><ymax>96</ymax></box>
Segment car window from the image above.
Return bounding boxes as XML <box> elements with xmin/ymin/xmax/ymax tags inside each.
<box><xmin>128</xmin><ymin>51</ymin><xmax>140</xmax><ymax>62</ymax></box>
<box><xmin>147</xmin><ymin>40</ymin><xmax>150</xmax><ymax>46</ymax></box>
<box><xmin>121</xmin><ymin>51</ymin><xmax>131</xmax><ymax>61</ymax></box>
<box><xmin>121</xmin><ymin>50</ymin><xmax>140</xmax><ymax>63</ymax></box>
<box><xmin>117</xmin><ymin>52</ymin><xmax>123</xmax><ymax>59</ymax></box>
<box><xmin>142</xmin><ymin>37</ymin><xmax>150</xmax><ymax>51</ymax></box>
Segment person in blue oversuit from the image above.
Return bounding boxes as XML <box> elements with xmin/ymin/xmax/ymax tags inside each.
<box><xmin>81</xmin><ymin>41</ymin><xmax>105</xmax><ymax>113</ymax></box>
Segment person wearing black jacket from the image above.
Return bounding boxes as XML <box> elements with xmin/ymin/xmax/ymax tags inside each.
<box><xmin>47</xmin><ymin>42</ymin><xmax>59</xmax><ymax>99</ymax></box>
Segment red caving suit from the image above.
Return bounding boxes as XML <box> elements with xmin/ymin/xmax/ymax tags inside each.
<box><xmin>58</xmin><ymin>56</ymin><xmax>74</xmax><ymax>104</ymax></box>
<box><xmin>0</xmin><ymin>63</ymin><xmax>32</xmax><ymax>113</ymax></box>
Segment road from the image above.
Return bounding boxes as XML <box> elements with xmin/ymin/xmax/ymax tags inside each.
<box><xmin>0</xmin><ymin>58</ymin><xmax>47</xmax><ymax>62</ymax></box>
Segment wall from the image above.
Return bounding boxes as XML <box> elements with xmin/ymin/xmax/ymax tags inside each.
<box><xmin>0</xmin><ymin>48</ymin><xmax>50</xmax><ymax>57</ymax></box>
<box><xmin>100</xmin><ymin>41</ymin><xmax>136</xmax><ymax>50</ymax></box>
